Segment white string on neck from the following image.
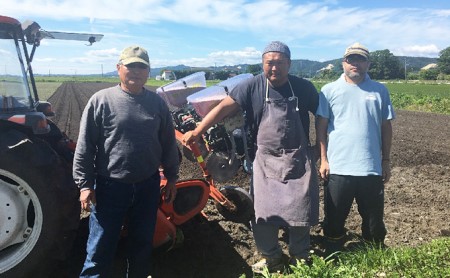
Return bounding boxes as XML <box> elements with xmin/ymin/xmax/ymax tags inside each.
<box><xmin>265</xmin><ymin>78</ymin><xmax>299</xmax><ymax>111</ymax></box>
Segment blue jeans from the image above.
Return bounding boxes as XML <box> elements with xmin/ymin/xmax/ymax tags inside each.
<box><xmin>80</xmin><ymin>172</ymin><xmax>160</xmax><ymax>278</ymax></box>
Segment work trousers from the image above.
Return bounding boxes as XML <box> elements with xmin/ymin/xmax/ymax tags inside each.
<box><xmin>323</xmin><ymin>174</ymin><xmax>386</xmax><ymax>243</ymax></box>
<box><xmin>251</xmin><ymin>220</ymin><xmax>310</xmax><ymax>259</ymax></box>
<box><xmin>80</xmin><ymin>172</ymin><xmax>160</xmax><ymax>278</ymax></box>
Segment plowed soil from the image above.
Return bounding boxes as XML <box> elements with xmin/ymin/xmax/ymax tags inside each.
<box><xmin>48</xmin><ymin>82</ymin><xmax>450</xmax><ymax>278</ymax></box>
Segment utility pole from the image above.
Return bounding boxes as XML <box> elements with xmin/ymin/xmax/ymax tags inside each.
<box><xmin>404</xmin><ymin>57</ymin><xmax>407</xmax><ymax>82</ymax></box>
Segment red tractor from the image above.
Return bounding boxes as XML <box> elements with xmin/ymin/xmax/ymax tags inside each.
<box><xmin>0</xmin><ymin>14</ymin><xmax>253</xmax><ymax>277</ymax></box>
<box><xmin>0</xmin><ymin>15</ymin><xmax>103</xmax><ymax>277</ymax></box>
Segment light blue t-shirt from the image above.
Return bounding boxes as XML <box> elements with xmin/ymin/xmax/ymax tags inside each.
<box><xmin>316</xmin><ymin>74</ymin><xmax>395</xmax><ymax>176</ymax></box>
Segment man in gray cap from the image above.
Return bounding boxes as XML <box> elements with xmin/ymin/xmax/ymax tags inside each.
<box><xmin>316</xmin><ymin>42</ymin><xmax>395</xmax><ymax>254</ymax></box>
<box><xmin>182</xmin><ymin>41</ymin><xmax>319</xmax><ymax>273</ymax></box>
<box><xmin>74</xmin><ymin>45</ymin><xmax>180</xmax><ymax>277</ymax></box>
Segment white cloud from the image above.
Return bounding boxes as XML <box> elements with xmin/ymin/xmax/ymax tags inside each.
<box><xmin>86</xmin><ymin>48</ymin><xmax>121</xmax><ymax>59</ymax></box>
<box><xmin>5</xmin><ymin>1</ymin><xmax>448</xmax><ymax>44</ymax></box>
<box><xmin>152</xmin><ymin>47</ymin><xmax>261</xmax><ymax>68</ymax></box>
<box><xmin>34</xmin><ymin>57</ymin><xmax>57</xmax><ymax>62</ymax></box>
<box><xmin>3</xmin><ymin>0</ymin><xmax>450</xmax><ymax>73</ymax></box>
<box><xmin>208</xmin><ymin>47</ymin><xmax>261</xmax><ymax>65</ymax></box>
<box><xmin>394</xmin><ymin>44</ymin><xmax>441</xmax><ymax>57</ymax></box>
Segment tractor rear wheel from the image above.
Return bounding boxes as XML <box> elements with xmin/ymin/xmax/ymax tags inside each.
<box><xmin>0</xmin><ymin>130</ymin><xmax>79</xmax><ymax>277</ymax></box>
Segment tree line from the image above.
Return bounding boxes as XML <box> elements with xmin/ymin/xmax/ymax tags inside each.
<box><xmin>316</xmin><ymin>46</ymin><xmax>450</xmax><ymax>81</ymax></box>
<box><xmin>166</xmin><ymin>46</ymin><xmax>450</xmax><ymax>81</ymax></box>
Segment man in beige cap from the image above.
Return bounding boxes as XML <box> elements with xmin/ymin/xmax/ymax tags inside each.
<box><xmin>316</xmin><ymin>42</ymin><xmax>395</xmax><ymax>254</ymax></box>
<box><xmin>74</xmin><ymin>45</ymin><xmax>179</xmax><ymax>277</ymax></box>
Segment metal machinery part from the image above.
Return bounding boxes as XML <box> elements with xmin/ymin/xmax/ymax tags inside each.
<box><xmin>204</xmin><ymin>111</ymin><xmax>249</xmax><ymax>182</ymax></box>
<box><xmin>214</xmin><ymin>186</ymin><xmax>254</xmax><ymax>224</ymax></box>
<box><xmin>172</xmin><ymin>106</ymin><xmax>250</xmax><ymax>182</ymax></box>
<box><xmin>171</xmin><ymin>107</ymin><xmax>251</xmax><ymax>181</ymax></box>
<box><xmin>205</xmin><ymin>151</ymin><xmax>241</xmax><ymax>183</ymax></box>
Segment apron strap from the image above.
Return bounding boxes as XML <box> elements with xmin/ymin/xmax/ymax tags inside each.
<box><xmin>265</xmin><ymin>77</ymin><xmax>299</xmax><ymax>111</ymax></box>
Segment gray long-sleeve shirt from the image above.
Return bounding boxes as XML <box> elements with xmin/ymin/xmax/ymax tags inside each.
<box><xmin>73</xmin><ymin>85</ymin><xmax>179</xmax><ymax>189</ymax></box>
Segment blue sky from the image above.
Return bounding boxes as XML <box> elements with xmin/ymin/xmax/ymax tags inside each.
<box><xmin>3</xmin><ymin>0</ymin><xmax>450</xmax><ymax>75</ymax></box>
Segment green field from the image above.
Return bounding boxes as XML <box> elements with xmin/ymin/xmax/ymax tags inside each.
<box><xmin>262</xmin><ymin>238</ymin><xmax>450</xmax><ymax>278</ymax></box>
<box><xmin>34</xmin><ymin>77</ymin><xmax>450</xmax><ymax>115</ymax></box>
<box><xmin>314</xmin><ymin>81</ymin><xmax>450</xmax><ymax>115</ymax></box>
<box><xmin>385</xmin><ymin>82</ymin><xmax>450</xmax><ymax>114</ymax></box>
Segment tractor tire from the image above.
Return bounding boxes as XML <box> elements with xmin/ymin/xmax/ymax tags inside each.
<box><xmin>0</xmin><ymin>129</ymin><xmax>79</xmax><ymax>278</ymax></box>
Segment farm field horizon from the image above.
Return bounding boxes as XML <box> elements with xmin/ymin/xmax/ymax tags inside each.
<box><xmin>35</xmin><ymin>77</ymin><xmax>450</xmax><ymax>115</ymax></box>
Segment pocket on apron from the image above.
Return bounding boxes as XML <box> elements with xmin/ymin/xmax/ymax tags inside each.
<box><xmin>262</xmin><ymin>147</ymin><xmax>306</xmax><ymax>181</ymax></box>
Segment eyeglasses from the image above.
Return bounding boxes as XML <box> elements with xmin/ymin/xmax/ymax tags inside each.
<box><xmin>123</xmin><ymin>63</ymin><xmax>149</xmax><ymax>69</ymax></box>
<box><xmin>344</xmin><ymin>55</ymin><xmax>368</xmax><ymax>64</ymax></box>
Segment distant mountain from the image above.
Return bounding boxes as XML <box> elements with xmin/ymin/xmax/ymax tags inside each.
<box><xmin>103</xmin><ymin>56</ymin><xmax>438</xmax><ymax>78</ymax></box>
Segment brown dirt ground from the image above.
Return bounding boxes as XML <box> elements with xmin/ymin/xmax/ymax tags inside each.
<box><xmin>47</xmin><ymin>82</ymin><xmax>450</xmax><ymax>278</ymax></box>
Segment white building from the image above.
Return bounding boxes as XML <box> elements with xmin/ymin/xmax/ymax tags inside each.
<box><xmin>161</xmin><ymin>70</ymin><xmax>176</xmax><ymax>80</ymax></box>
<box><xmin>317</xmin><ymin>63</ymin><xmax>335</xmax><ymax>72</ymax></box>
<box><xmin>421</xmin><ymin>63</ymin><xmax>438</xmax><ymax>70</ymax></box>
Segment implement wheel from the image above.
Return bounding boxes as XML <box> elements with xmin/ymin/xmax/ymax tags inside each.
<box><xmin>215</xmin><ymin>186</ymin><xmax>254</xmax><ymax>224</ymax></box>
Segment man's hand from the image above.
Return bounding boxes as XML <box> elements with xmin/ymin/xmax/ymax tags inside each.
<box><xmin>382</xmin><ymin>160</ymin><xmax>391</xmax><ymax>184</ymax></box>
<box><xmin>319</xmin><ymin>159</ymin><xmax>330</xmax><ymax>181</ymax></box>
<box><xmin>79</xmin><ymin>188</ymin><xmax>96</xmax><ymax>212</ymax></box>
<box><xmin>181</xmin><ymin>130</ymin><xmax>198</xmax><ymax>146</ymax></box>
<box><xmin>163</xmin><ymin>181</ymin><xmax>177</xmax><ymax>203</ymax></box>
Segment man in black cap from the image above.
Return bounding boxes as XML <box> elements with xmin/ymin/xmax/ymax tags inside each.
<box><xmin>182</xmin><ymin>41</ymin><xmax>319</xmax><ymax>273</ymax></box>
<box><xmin>74</xmin><ymin>45</ymin><xmax>179</xmax><ymax>277</ymax></box>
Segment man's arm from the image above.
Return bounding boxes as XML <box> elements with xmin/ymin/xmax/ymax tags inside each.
<box><xmin>381</xmin><ymin>119</ymin><xmax>393</xmax><ymax>183</ymax></box>
<box><xmin>182</xmin><ymin>96</ymin><xmax>240</xmax><ymax>144</ymax></box>
<box><xmin>316</xmin><ymin>116</ymin><xmax>330</xmax><ymax>180</ymax></box>
<box><xmin>73</xmin><ymin>101</ymin><xmax>98</xmax><ymax>190</ymax></box>
<box><xmin>160</xmin><ymin>103</ymin><xmax>180</xmax><ymax>184</ymax></box>
<box><xmin>73</xmin><ymin>101</ymin><xmax>99</xmax><ymax>211</ymax></box>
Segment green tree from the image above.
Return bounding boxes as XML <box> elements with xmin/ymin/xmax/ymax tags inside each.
<box><xmin>214</xmin><ymin>70</ymin><xmax>232</xmax><ymax>80</ymax></box>
<box><xmin>246</xmin><ymin>64</ymin><xmax>262</xmax><ymax>75</ymax></box>
<box><xmin>437</xmin><ymin>46</ymin><xmax>450</xmax><ymax>74</ymax></box>
<box><xmin>368</xmin><ymin>49</ymin><xmax>403</xmax><ymax>80</ymax></box>
<box><xmin>419</xmin><ymin>68</ymin><xmax>439</xmax><ymax>80</ymax></box>
<box><xmin>315</xmin><ymin>69</ymin><xmax>340</xmax><ymax>80</ymax></box>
